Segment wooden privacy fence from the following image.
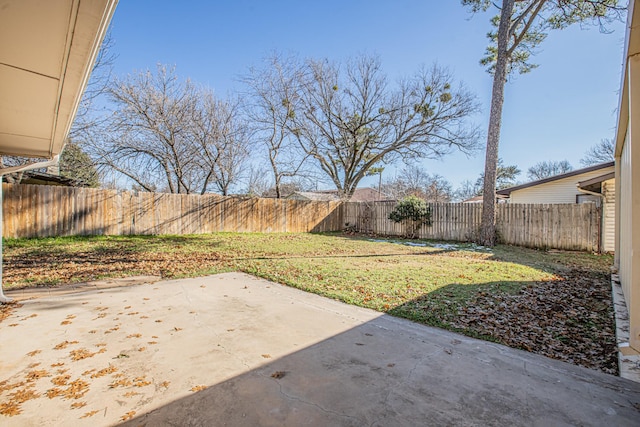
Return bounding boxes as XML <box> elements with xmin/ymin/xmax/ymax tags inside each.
<box><xmin>2</xmin><ymin>184</ymin><xmax>343</xmax><ymax>238</ymax></box>
<box><xmin>342</xmin><ymin>201</ymin><xmax>601</xmax><ymax>252</ymax></box>
<box><xmin>3</xmin><ymin>183</ymin><xmax>601</xmax><ymax>252</ymax></box>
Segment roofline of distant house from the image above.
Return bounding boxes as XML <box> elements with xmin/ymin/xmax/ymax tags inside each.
<box><xmin>577</xmin><ymin>172</ymin><xmax>615</xmax><ymax>188</ymax></box>
<box><xmin>496</xmin><ymin>161</ymin><xmax>615</xmax><ymax>196</ymax></box>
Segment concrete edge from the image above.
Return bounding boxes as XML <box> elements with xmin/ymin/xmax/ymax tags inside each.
<box><xmin>611</xmin><ymin>273</ymin><xmax>640</xmax><ymax>382</ymax></box>
<box><xmin>4</xmin><ymin>275</ymin><xmax>162</xmax><ymax>301</ymax></box>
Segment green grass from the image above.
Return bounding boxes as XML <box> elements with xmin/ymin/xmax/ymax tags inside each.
<box><xmin>5</xmin><ymin>232</ymin><xmax>610</xmax><ymax>306</ymax></box>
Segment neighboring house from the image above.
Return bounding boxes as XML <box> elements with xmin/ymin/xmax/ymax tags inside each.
<box><xmin>497</xmin><ymin>162</ymin><xmax>615</xmax><ymax>252</ymax></box>
<box><xmin>3</xmin><ymin>171</ymin><xmax>88</xmax><ymax>187</ymax></box>
<box><xmin>462</xmin><ymin>195</ymin><xmax>484</xmax><ymax>204</ymax></box>
<box><xmin>461</xmin><ymin>195</ymin><xmax>509</xmax><ymax>204</ymax></box>
<box><xmin>614</xmin><ymin>0</ymin><xmax>640</xmax><ymax>353</ymax></box>
<box><xmin>287</xmin><ymin>187</ymin><xmax>388</xmax><ymax>202</ymax></box>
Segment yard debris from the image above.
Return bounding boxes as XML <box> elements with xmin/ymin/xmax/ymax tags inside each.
<box><xmin>54</xmin><ymin>340</ymin><xmax>79</xmax><ymax>350</ymax></box>
<box><xmin>271</xmin><ymin>371</ymin><xmax>286</xmax><ymax>379</ymax></box>
<box><xmin>120</xmin><ymin>411</ymin><xmax>136</xmax><ymax>421</ymax></box>
<box><xmin>447</xmin><ymin>270</ymin><xmax>617</xmax><ymax>374</ymax></box>
<box><xmin>80</xmin><ymin>410</ymin><xmax>99</xmax><ymax>419</ymax></box>
<box><xmin>69</xmin><ymin>348</ymin><xmax>101</xmax><ymax>361</ymax></box>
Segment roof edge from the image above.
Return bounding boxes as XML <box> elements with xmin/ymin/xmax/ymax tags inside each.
<box><xmin>497</xmin><ymin>161</ymin><xmax>615</xmax><ymax>196</ymax></box>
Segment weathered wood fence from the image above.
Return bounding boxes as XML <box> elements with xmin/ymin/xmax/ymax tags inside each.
<box><xmin>342</xmin><ymin>201</ymin><xmax>601</xmax><ymax>252</ymax></box>
<box><xmin>2</xmin><ymin>184</ymin><xmax>342</xmax><ymax>238</ymax></box>
<box><xmin>2</xmin><ymin>184</ymin><xmax>601</xmax><ymax>251</ymax></box>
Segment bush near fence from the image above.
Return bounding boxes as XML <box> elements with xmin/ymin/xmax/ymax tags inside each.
<box><xmin>342</xmin><ymin>201</ymin><xmax>600</xmax><ymax>252</ymax></box>
<box><xmin>2</xmin><ymin>184</ymin><xmax>600</xmax><ymax>252</ymax></box>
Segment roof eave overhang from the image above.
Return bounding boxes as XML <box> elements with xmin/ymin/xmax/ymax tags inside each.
<box><xmin>0</xmin><ymin>0</ymin><xmax>118</xmax><ymax>159</ymax></box>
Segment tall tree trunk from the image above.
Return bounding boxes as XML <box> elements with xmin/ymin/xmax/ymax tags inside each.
<box><xmin>479</xmin><ymin>0</ymin><xmax>514</xmax><ymax>247</ymax></box>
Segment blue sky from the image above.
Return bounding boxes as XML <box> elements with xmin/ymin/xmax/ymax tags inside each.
<box><xmin>107</xmin><ymin>1</ymin><xmax>626</xmax><ymax>190</ymax></box>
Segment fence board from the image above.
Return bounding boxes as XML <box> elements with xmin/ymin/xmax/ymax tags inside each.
<box><xmin>2</xmin><ymin>184</ymin><xmax>343</xmax><ymax>239</ymax></box>
<box><xmin>1</xmin><ymin>184</ymin><xmax>600</xmax><ymax>252</ymax></box>
<box><xmin>343</xmin><ymin>201</ymin><xmax>599</xmax><ymax>252</ymax></box>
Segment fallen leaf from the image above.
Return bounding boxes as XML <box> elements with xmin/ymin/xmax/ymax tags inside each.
<box><xmin>120</xmin><ymin>411</ymin><xmax>136</xmax><ymax>421</ymax></box>
<box><xmin>80</xmin><ymin>410</ymin><xmax>99</xmax><ymax>419</ymax></box>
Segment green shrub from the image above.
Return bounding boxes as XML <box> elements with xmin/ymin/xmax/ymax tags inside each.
<box><xmin>388</xmin><ymin>196</ymin><xmax>432</xmax><ymax>238</ymax></box>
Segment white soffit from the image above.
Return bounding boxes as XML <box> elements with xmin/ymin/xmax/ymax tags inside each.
<box><xmin>0</xmin><ymin>0</ymin><xmax>118</xmax><ymax>158</ymax></box>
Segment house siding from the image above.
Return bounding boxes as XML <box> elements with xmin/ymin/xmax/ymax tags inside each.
<box><xmin>603</xmin><ymin>179</ymin><xmax>616</xmax><ymax>252</ymax></box>
<box><xmin>615</xmin><ymin>0</ymin><xmax>640</xmax><ymax>354</ymax></box>
<box><xmin>509</xmin><ymin>166</ymin><xmax>615</xmax><ymax>204</ymax></box>
<box><xmin>620</xmin><ymin>129</ymin><xmax>632</xmax><ymax>312</ymax></box>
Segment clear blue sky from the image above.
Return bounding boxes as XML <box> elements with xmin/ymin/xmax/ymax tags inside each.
<box><xmin>107</xmin><ymin>0</ymin><xmax>626</xmax><ymax>190</ymax></box>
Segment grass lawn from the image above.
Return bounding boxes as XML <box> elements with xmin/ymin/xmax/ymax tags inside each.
<box><xmin>3</xmin><ymin>232</ymin><xmax>617</xmax><ymax>374</ymax></box>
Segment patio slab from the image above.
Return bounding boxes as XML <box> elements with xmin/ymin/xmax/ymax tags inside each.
<box><xmin>1</xmin><ymin>273</ymin><xmax>639</xmax><ymax>426</ymax></box>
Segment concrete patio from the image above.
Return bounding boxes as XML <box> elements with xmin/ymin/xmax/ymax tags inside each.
<box><xmin>1</xmin><ymin>273</ymin><xmax>639</xmax><ymax>426</ymax></box>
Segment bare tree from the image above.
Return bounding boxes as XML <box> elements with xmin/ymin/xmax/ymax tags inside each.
<box><xmin>291</xmin><ymin>55</ymin><xmax>480</xmax><ymax>200</ymax></box>
<box><xmin>454</xmin><ymin>179</ymin><xmax>480</xmax><ymax>202</ymax></box>
<box><xmin>463</xmin><ymin>0</ymin><xmax>625</xmax><ymax>246</ymax></box>
<box><xmin>527</xmin><ymin>160</ymin><xmax>573</xmax><ymax>180</ymax></box>
<box><xmin>580</xmin><ymin>138</ymin><xmax>615</xmax><ymax>166</ymax></box>
<box><xmin>87</xmin><ymin>64</ymin><xmax>249</xmax><ymax>194</ymax></box>
<box><xmin>70</xmin><ymin>31</ymin><xmax>117</xmax><ymax>141</ymax></box>
<box><xmin>381</xmin><ymin>165</ymin><xmax>453</xmax><ymax>202</ymax></box>
<box><xmin>243</xmin><ymin>53</ymin><xmax>312</xmax><ymax>198</ymax></box>
<box><xmin>243</xmin><ymin>166</ymin><xmax>272</xmax><ymax>197</ymax></box>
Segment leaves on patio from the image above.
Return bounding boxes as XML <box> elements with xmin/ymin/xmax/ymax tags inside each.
<box><xmin>54</xmin><ymin>340</ymin><xmax>79</xmax><ymax>350</ymax></box>
<box><xmin>0</xmin><ymin>303</ymin><xmax>21</xmax><ymax>324</ymax></box>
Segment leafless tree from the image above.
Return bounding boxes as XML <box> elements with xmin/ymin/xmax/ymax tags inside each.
<box><xmin>242</xmin><ymin>53</ymin><xmax>312</xmax><ymax>198</ymax></box>
<box><xmin>527</xmin><ymin>159</ymin><xmax>573</xmax><ymax>180</ymax></box>
<box><xmin>381</xmin><ymin>165</ymin><xmax>453</xmax><ymax>202</ymax></box>
<box><xmin>291</xmin><ymin>55</ymin><xmax>480</xmax><ymax>200</ymax></box>
<box><xmin>87</xmin><ymin>64</ymin><xmax>249</xmax><ymax>194</ymax></box>
<box><xmin>580</xmin><ymin>138</ymin><xmax>615</xmax><ymax>166</ymax></box>
<box><xmin>454</xmin><ymin>179</ymin><xmax>480</xmax><ymax>202</ymax></box>
<box><xmin>70</xmin><ymin>31</ymin><xmax>117</xmax><ymax>142</ymax></box>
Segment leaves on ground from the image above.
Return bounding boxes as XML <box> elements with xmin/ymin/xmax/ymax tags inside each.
<box><xmin>80</xmin><ymin>410</ymin><xmax>99</xmax><ymax>419</ymax></box>
<box><xmin>54</xmin><ymin>340</ymin><xmax>79</xmax><ymax>350</ymax></box>
<box><xmin>70</xmin><ymin>348</ymin><xmax>103</xmax><ymax>361</ymax></box>
<box><xmin>121</xmin><ymin>411</ymin><xmax>136</xmax><ymax>421</ymax></box>
<box><xmin>412</xmin><ymin>270</ymin><xmax>618</xmax><ymax>374</ymax></box>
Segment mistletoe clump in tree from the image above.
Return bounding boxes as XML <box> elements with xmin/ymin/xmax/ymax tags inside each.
<box><xmin>388</xmin><ymin>195</ymin><xmax>432</xmax><ymax>239</ymax></box>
